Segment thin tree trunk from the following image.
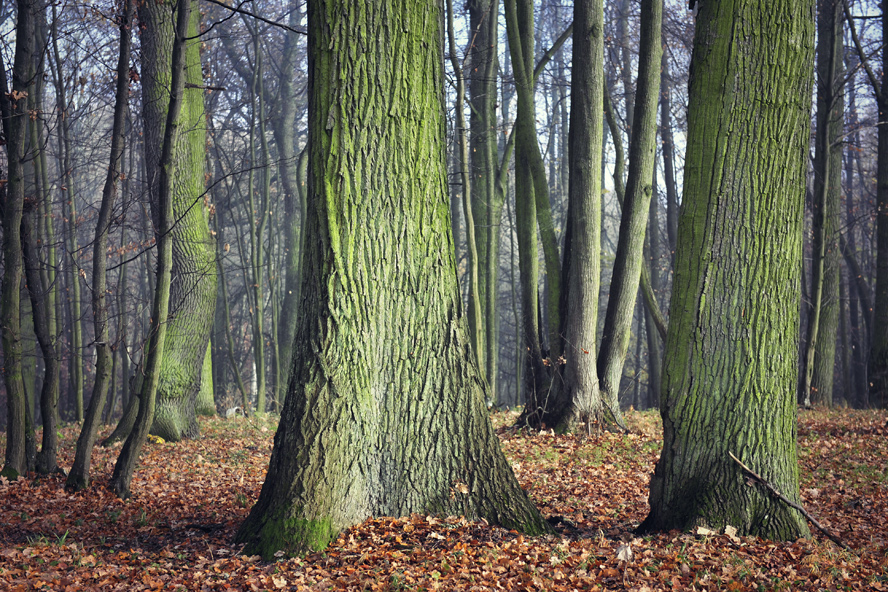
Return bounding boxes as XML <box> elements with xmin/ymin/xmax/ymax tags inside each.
<box><xmin>49</xmin><ymin>4</ymin><xmax>84</xmax><ymax>422</ymax></box>
<box><xmin>550</xmin><ymin>0</ymin><xmax>605</xmax><ymax>432</ymax></box>
<box><xmin>803</xmin><ymin>0</ymin><xmax>842</xmax><ymax>407</ymax></box>
<box><xmin>67</xmin><ymin>0</ymin><xmax>133</xmax><ymax>491</ymax></box>
<box><xmin>110</xmin><ymin>0</ymin><xmax>189</xmax><ymax>498</ymax></box>
<box><xmin>447</xmin><ymin>0</ymin><xmax>485</xmax><ymax>378</ymax></box>
<box><xmin>597</xmin><ymin>0</ymin><xmax>662</xmax><ymax>429</ymax></box>
<box><xmin>1</xmin><ymin>0</ymin><xmax>36</xmax><ymax>479</ymax></box>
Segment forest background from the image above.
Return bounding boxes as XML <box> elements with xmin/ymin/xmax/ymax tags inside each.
<box><xmin>0</xmin><ymin>0</ymin><xmax>884</xmax><ymax>436</ymax></box>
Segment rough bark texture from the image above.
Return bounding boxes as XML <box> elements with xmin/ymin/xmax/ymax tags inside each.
<box><xmin>596</xmin><ymin>0</ymin><xmax>662</xmax><ymax>428</ymax></box>
<box><xmin>552</xmin><ymin>0</ymin><xmax>605</xmax><ymax>431</ymax></box>
<box><xmin>869</xmin><ymin>0</ymin><xmax>888</xmax><ymax>409</ymax></box>
<box><xmin>235</xmin><ymin>0</ymin><xmax>548</xmax><ymax>558</ymax></box>
<box><xmin>1</xmin><ymin>0</ymin><xmax>35</xmax><ymax>479</ymax></box>
<box><xmin>639</xmin><ymin>0</ymin><xmax>814</xmax><ymax>540</ymax></box>
<box><xmin>140</xmin><ymin>0</ymin><xmax>217</xmax><ymax>439</ymax></box>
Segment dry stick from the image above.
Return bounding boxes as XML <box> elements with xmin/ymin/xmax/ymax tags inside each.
<box><xmin>728</xmin><ymin>452</ymin><xmax>854</xmax><ymax>554</ymax></box>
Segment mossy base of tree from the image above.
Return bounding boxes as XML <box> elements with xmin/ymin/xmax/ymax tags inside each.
<box><xmin>236</xmin><ymin>509</ymin><xmax>336</xmax><ymax>558</ymax></box>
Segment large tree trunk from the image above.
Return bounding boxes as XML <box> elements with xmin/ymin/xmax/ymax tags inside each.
<box><xmin>235</xmin><ymin>0</ymin><xmax>548</xmax><ymax>558</ymax></box>
<box><xmin>639</xmin><ymin>0</ymin><xmax>814</xmax><ymax>540</ymax></box>
<box><xmin>551</xmin><ymin>0</ymin><xmax>605</xmax><ymax>432</ymax></box>
<box><xmin>139</xmin><ymin>0</ymin><xmax>217</xmax><ymax>439</ymax></box>
<box><xmin>1</xmin><ymin>0</ymin><xmax>36</xmax><ymax>479</ymax></box>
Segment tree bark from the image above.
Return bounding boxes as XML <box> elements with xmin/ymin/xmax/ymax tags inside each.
<box><xmin>1</xmin><ymin>0</ymin><xmax>36</xmax><ymax>479</ymax></box>
<box><xmin>639</xmin><ymin>0</ymin><xmax>814</xmax><ymax>540</ymax></box>
<box><xmin>868</xmin><ymin>0</ymin><xmax>888</xmax><ymax>408</ymax></box>
<box><xmin>596</xmin><ymin>0</ymin><xmax>662</xmax><ymax>429</ymax></box>
<box><xmin>550</xmin><ymin>0</ymin><xmax>605</xmax><ymax>432</ymax></box>
<box><xmin>67</xmin><ymin>0</ymin><xmax>133</xmax><ymax>491</ymax></box>
<box><xmin>110</xmin><ymin>0</ymin><xmax>189</xmax><ymax>498</ymax></box>
<box><xmin>235</xmin><ymin>0</ymin><xmax>548</xmax><ymax>557</ymax></box>
<box><xmin>139</xmin><ymin>0</ymin><xmax>217</xmax><ymax>438</ymax></box>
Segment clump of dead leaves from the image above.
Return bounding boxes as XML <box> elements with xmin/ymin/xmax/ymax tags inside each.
<box><xmin>1</xmin><ymin>408</ymin><xmax>886</xmax><ymax>591</ymax></box>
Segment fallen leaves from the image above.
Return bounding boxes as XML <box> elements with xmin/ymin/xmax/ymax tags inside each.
<box><xmin>0</xmin><ymin>409</ymin><xmax>886</xmax><ymax>590</ymax></box>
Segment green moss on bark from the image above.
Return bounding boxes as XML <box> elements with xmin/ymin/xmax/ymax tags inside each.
<box><xmin>639</xmin><ymin>0</ymin><xmax>814</xmax><ymax>540</ymax></box>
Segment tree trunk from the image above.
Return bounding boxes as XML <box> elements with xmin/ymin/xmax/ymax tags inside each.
<box><xmin>596</xmin><ymin>0</ymin><xmax>662</xmax><ymax>429</ymax></box>
<box><xmin>139</xmin><ymin>0</ymin><xmax>217</xmax><ymax>438</ymax></box>
<box><xmin>235</xmin><ymin>0</ymin><xmax>548</xmax><ymax>557</ymax></box>
<box><xmin>1</xmin><ymin>0</ymin><xmax>36</xmax><ymax>479</ymax></box>
<box><xmin>468</xmin><ymin>0</ymin><xmax>501</xmax><ymax>397</ymax></box>
<box><xmin>804</xmin><ymin>0</ymin><xmax>844</xmax><ymax>407</ymax></box>
<box><xmin>504</xmin><ymin>0</ymin><xmax>558</xmax><ymax>423</ymax></box>
<box><xmin>48</xmin><ymin>5</ymin><xmax>84</xmax><ymax>422</ymax></box>
<box><xmin>551</xmin><ymin>0</ymin><xmax>605</xmax><ymax>432</ymax></box>
<box><xmin>67</xmin><ymin>0</ymin><xmax>133</xmax><ymax>491</ymax></box>
<box><xmin>639</xmin><ymin>0</ymin><xmax>814</xmax><ymax>540</ymax></box>
<box><xmin>868</xmin><ymin>1</ymin><xmax>888</xmax><ymax>408</ymax></box>
<box><xmin>660</xmin><ymin>50</ymin><xmax>679</xmax><ymax>261</ymax></box>
<box><xmin>447</xmin><ymin>0</ymin><xmax>485</xmax><ymax>379</ymax></box>
<box><xmin>110</xmin><ymin>0</ymin><xmax>189</xmax><ymax>498</ymax></box>
<box><xmin>274</xmin><ymin>3</ymin><xmax>305</xmax><ymax>410</ymax></box>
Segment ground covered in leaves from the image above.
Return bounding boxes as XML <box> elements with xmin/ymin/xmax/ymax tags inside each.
<box><xmin>1</xmin><ymin>408</ymin><xmax>886</xmax><ymax>591</ymax></box>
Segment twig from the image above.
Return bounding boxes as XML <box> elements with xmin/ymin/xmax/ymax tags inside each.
<box><xmin>728</xmin><ymin>452</ymin><xmax>855</xmax><ymax>554</ymax></box>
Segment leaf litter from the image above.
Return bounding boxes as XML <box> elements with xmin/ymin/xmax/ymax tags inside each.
<box><xmin>1</xmin><ymin>408</ymin><xmax>886</xmax><ymax>590</ymax></box>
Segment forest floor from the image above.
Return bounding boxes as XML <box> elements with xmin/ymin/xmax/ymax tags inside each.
<box><xmin>1</xmin><ymin>407</ymin><xmax>886</xmax><ymax>591</ymax></box>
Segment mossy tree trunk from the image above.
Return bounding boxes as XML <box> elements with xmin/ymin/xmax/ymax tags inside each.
<box><xmin>235</xmin><ymin>0</ymin><xmax>548</xmax><ymax>558</ymax></box>
<box><xmin>639</xmin><ymin>0</ymin><xmax>814</xmax><ymax>540</ymax></box>
<box><xmin>139</xmin><ymin>0</ymin><xmax>217</xmax><ymax>438</ymax></box>
<box><xmin>1</xmin><ymin>0</ymin><xmax>36</xmax><ymax>479</ymax></box>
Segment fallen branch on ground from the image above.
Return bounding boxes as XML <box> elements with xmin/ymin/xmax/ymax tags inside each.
<box><xmin>728</xmin><ymin>451</ymin><xmax>855</xmax><ymax>554</ymax></box>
